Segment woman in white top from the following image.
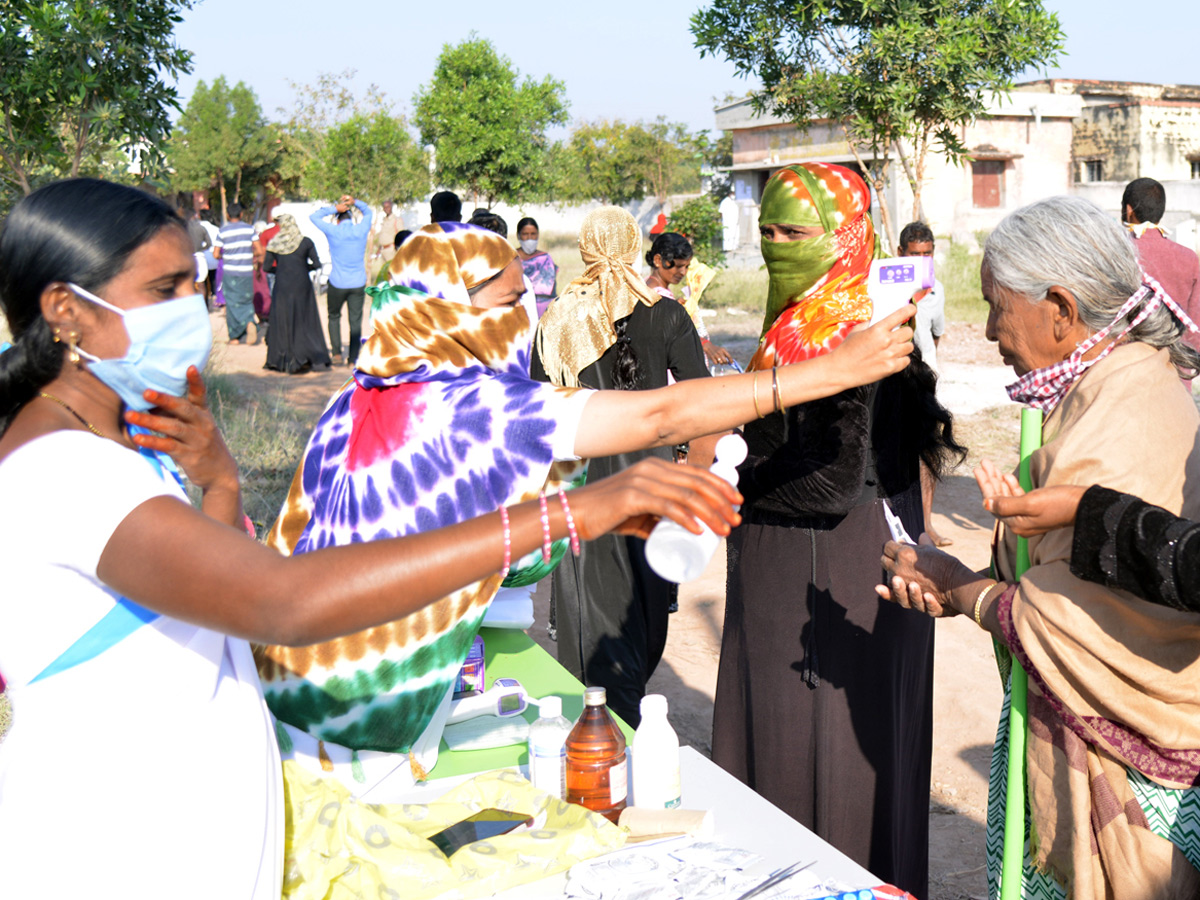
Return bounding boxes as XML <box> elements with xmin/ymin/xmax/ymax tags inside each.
<box><xmin>0</xmin><ymin>179</ymin><xmax>915</xmax><ymax>898</ymax></box>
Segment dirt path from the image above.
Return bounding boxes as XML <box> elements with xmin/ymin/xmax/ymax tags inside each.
<box><xmin>212</xmin><ymin>309</ymin><xmax>1015</xmax><ymax>900</ymax></box>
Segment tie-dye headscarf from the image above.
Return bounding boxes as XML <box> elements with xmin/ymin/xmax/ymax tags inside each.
<box><xmin>256</xmin><ymin>223</ymin><xmax>585</xmax><ymax>756</ymax></box>
<box><xmin>750</xmin><ymin>163</ymin><xmax>877</xmax><ymax>370</ymax></box>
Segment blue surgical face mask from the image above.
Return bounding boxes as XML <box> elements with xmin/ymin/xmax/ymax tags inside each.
<box><xmin>68</xmin><ymin>284</ymin><xmax>213</xmax><ymax>411</ymax></box>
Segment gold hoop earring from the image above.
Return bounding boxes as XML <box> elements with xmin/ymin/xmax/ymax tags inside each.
<box><xmin>67</xmin><ymin>332</ymin><xmax>81</xmax><ymax>366</ymax></box>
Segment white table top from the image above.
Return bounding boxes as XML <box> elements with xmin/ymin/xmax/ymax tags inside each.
<box><xmin>361</xmin><ymin>745</ymin><xmax>877</xmax><ymax>897</ymax></box>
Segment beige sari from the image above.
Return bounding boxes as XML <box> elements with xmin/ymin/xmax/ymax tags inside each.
<box><xmin>995</xmin><ymin>342</ymin><xmax>1200</xmax><ymax>898</ymax></box>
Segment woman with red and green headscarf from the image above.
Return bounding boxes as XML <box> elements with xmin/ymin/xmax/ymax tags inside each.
<box><xmin>711</xmin><ymin>163</ymin><xmax>962</xmax><ymax>898</ymax></box>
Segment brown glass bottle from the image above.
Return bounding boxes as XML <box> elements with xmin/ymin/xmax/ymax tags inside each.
<box><xmin>565</xmin><ymin>686</ymin><xmax>628</xmax><ymax>823</ymax></box>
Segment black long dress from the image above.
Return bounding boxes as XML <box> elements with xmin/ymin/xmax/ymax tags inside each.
<box><xmin>532</xmin><ymin>299</ymin><xmax>709</xmax><ymax>727</ymax></box>
<box><xmin>711</xmin><ymin>373</ymin><xmax>934</xmax><ymax>898</ymax></box>
<box><xmin>263</xmin><ymin>237</ymin><xmax>331</xmax><ymax>373</ymax></box>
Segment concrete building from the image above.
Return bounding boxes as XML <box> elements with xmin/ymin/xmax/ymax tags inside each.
<box><xmin>714</xmin><ymin>91</ymin><xmax>1083</xmax><ymax>247</ymax></box>
<box><xmin>1018</xmin><ymin>79</ymin><xmax>1200</xmax><ymax>184</ymax></box>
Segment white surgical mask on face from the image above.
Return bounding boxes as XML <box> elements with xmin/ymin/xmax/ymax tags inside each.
<box><xmin>519</xmin><ymin>239</ymin><xmax>539</xmax><ymax>255</ymax></box>
<box><xmin>68</xmin><ymin>283</ymin><xmax>213</xmax><ymax>411</ymax></box>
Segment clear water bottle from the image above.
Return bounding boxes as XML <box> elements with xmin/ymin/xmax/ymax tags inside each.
<box><xmin>644</xmin><ymin>433</ymin><xmax>747</xmax><ymax>583</ymax></box>
<box><xmin>631</xmin><ymin>694</ymin><xmax>681</xmax><ymax>809</ymax></box>
<box><xmin>527</xmin><ymin>696</ymin><xmax>572</xmax><ymax>799</ymax></box>
<box><xmin>565</xmin><ymin>687</ymin><xmax>628</xmax><ymax>823</ymax></box>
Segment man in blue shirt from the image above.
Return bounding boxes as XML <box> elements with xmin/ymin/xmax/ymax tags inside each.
<box><xmin>310</xmin><ymin>194</ymin><xmax>373</xmax><ymax>366</ymax></box>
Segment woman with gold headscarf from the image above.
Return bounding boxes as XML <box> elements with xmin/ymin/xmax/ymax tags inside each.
<box><xmin>533</xmin><ymin>207</ymin><xmax>713</xmax><ymax>727</ymax></box>
<box><xmin>263</xmin><ymin>213</ymin><xmax>330</xmax><ymax>373</ymax></box>
<box><xmin>711</xmin><ymin>163</ymin><xmax>962</xmax><ymax>898</ymax></box>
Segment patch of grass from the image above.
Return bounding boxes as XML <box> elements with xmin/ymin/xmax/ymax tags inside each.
<box><xmin>705</xmin><ymin>267</ymin><xmax>769</xmax><ymax>315</ymax></box>
<box><xmin>940</xmin><ymin>240</ymin><xmax>987</xmax><ymax>326</ymax></box>
<box><xmin>202</xmin><ymin>372</ymin><xmax>313</xmax><ymax>539</ymax></box>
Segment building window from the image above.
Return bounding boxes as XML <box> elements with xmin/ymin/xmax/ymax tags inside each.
<box><xmin>1192</xmin><ymin>159</ymin><xmax>1200</xmax><ymax>180</ymax></box>
<box><xmin>1082</xmin><ymin>159</ymin><xmax>1104</xmax><ymax>182</ymax></box>
<box><xmin>971</xmin><ymin>160</ymin><xmax>1004</xmax><ymax>208</ymax></box>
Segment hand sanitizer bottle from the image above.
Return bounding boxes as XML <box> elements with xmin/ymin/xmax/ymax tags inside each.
<box><xmin>645</xmin><ymin>433</ymin><xmax>747</xmax><ymax>583</ymax></box>
<box><xmin>527</xmin><ymin>696</ymin><xmax>572</xmax><ymax>799</ymax></box>
<box><xmin>632</xmin><ymin>694</ymin><xmax>681</xmax><ymax>809</ymax></box>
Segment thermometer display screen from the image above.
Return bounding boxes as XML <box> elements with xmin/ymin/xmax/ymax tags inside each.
<box><xmin>877</xmin><ymin>263</ymin><xmax>916</xmax><ymax>285</ymax></box>
<box><xmin>499</xmin><ymin>693</ymin><xmax>522</xmax><ymax>714</ymax></box>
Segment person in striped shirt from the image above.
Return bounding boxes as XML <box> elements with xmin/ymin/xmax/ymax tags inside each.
<box><xmin>213</xmin><ymin>203</ymin><xmax>260</xmax><ymax>344</ymax></box>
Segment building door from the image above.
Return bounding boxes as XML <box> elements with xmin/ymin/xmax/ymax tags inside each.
<box><xmin>972</xmin><ymin>161</ymin><xmax>1004</xmax><ymax>208</ymax></box>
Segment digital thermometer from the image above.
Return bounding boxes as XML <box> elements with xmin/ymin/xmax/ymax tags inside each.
<box><xmin>867</xmin><ymin>256</ymin><xmax>935</xmax><ymax>326</ymax></box>
<box><xmin>446</xmin><ymin>677</ymin><xmax>531</xmax><ymax>725</ymax></box>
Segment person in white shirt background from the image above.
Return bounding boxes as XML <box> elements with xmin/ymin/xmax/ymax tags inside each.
<box><xmin>897</xmin><ymin>221</ymin><xmax>950</xmax><ymax>546</ymax></box>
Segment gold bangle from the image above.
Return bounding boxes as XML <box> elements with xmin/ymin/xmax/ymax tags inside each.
<box><xmin>771</xmin><ymin>366</ymin><xmax>783</xmax><ymax>413</ymax></box>
<box><xmin>752</xmin><ymin>371</ymin><xmax>765</xmax><ymax>419</ymax></box>
<box><xmin>973</xmin><ymin>581</ymin><xmax>998</xmax><ymax>627</ymax></box>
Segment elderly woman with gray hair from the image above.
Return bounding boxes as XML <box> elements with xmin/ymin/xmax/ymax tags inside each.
<box><xmin>878</xmin><ymin>196</ymin><xmax>1200</xmax><ymax>899</ymax></box>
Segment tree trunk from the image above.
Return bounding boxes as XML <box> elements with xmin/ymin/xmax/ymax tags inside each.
<box><xmin>234</xmin><ymin>168</ymin><xmax>243</xmax><ymax>209</ymax></box>
<box><xmin>847</xmin><ymin>137</ymin><xmax>896</xmax><ymax>250</ymax></box>
<box><xmin>218</xmin><ymin>170</ymin><xmax>227</xmax><ymax>224</ymax></box>
<box><xmin>912</xmin><ymin>129</ymin><xmax>931</xmax><ymax>230</ymax></box>
<box><xmin>893</xmin><ymin>140</ymin><xmax>922</xmax><ymax>223</ymax></box>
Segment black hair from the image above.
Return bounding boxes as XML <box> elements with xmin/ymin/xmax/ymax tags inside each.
<box><xmin>611</xmin><ymin>316</ymin><xmax>642</xmax><ymax>391</ymax></box>
<box><xmin>430</xmin><ymin>190</ymin><xmax>462</xmax><ymax>223</ymax></box>
<box><xmin>0</xmin><ymin>178</ymin><xmax>183</xmax><ymax>423</ymax></box>
<box><xmin>1122</xmin><ymin>177</ymin><xmax>1166</xmax><ymax>224</ymax></box>
<box><xmin>394</xmin><ymin>229</ymin><xmax>412</xmax><ymax>250</ymax></box>
<box><xmin>469</xmin><ymin>210</ymin><xmax>508</xmax><ymax>238</ymax></box>
<box><xmin>516</xmin><ymin>217</ymin><xmax>538</xmax><ymax>234</ymax></box>
<box><xmin>874</xmin><ymin>348</ymin><xmax>967</xmax><ymax>487</ymax></box>
<box><xmin>227</xmin><ymin>202</ymin><xmax>243</xmax><ymax>218</ymax></box>
<box><xmin>645</xmin><ymin>232</ymin><xmax>693</xmax><ymax>270</ymax></box>
<box><xmin>897</xmin><ymin>221</ymin><xmax>934</xmax><ymax>251</ymax></box>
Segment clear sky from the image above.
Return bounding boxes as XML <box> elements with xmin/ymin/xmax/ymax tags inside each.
<box><xmin>173</xmin><ymin>0</ymin><xmax>1198</xmax><ymax>135</ymax></box>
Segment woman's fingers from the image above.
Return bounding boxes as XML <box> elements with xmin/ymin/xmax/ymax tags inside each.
<box><xmin>185</xmin><ymin>366</ymin><xmax>210</xmax><ymax>409</ymax></box>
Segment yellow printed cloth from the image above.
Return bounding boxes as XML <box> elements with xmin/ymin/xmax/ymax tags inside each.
<box><xmin>282</xmin><ymin>762</ymin><xmax>626</xmax><ymax>900</ymax></box>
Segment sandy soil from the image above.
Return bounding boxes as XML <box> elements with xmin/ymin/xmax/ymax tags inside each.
<box><xmin>213</xmin><ymin>307</ymin><xmax>1015</xmax><ymax>900</ymax></box>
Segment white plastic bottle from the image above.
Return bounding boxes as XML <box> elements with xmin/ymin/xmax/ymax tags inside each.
<box><xmin>527</xmin><ymin>695</ymin><xmax>572</xmax><ymax>799</ymax></box>
<box><xmin>631</xmin><ymin>694</ymin><xmax>681</xmax><ymax>809</ymax></box>
<box><xmin>645</xmin><ymin>433</ymin><xmax>748</xmax><ymax>583</ymax></box>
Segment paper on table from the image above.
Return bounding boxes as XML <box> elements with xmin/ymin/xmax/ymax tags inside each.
<box><xmin>619</xmin><ymin>807</ymin><xmax>714</xmax><ymax>842</ymax></box>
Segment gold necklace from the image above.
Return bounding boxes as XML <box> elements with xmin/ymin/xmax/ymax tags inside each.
<box><xmin>37</xmin><ymin>391</ymin><xmax>105</xmax><ymax>438</ymax></box>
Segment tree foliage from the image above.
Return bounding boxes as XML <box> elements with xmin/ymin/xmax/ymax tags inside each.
<box><xmin>306</xmin><ymin>112</ymin><xmax>429</xmax><ymax>205</ymax></box>
<box><xmin>413</xmin><ymin>35</ymin><xmax>568</xmax><ymax>205</ymax></box>
<box><xmin>692</xmin><ymin>0</ymin><xmax>1065</xmax><ymax>244</ymax></box>
<box><xmin>0</xmin><ymin>0</ymin><xmax>195</xmax><ymax>197</ymax></box>
<box><xmin>167</xmin><ymin>77</ymin><xmax>278</xmax><ymax>220</ymax></box>
<box><xmin>557</xmin><ymin>118</ymin><xmax>704</xmax><ymax>206</ymax></box>
<box><xmin>668</xmin><ymin>195</ymin><xmax>725</xmax><ymax>267</ymax></box>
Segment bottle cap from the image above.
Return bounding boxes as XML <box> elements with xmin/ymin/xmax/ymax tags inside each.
<box><xmin>538</xmin><ymin>695</ymin><xmax>562</xmax><ymax>718</ymax></box>
<box><xmin>640</xmin><ymin>694</ymin><xmax>668</xmax><ymax>717</ymax></box>
<box><xmin>715</xmin><ymin>433</ymin><xmax>748</xmax><ymax>467</ymax></box>
<box><xmin>583</xmin><ymin>686</ymin><xmax>607</xmax><ymax>706</ymax></box>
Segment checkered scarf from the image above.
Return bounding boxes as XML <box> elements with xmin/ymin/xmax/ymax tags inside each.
<box><xmin>1007</xmin><ymin>272</ymin><xmax>1200</xmax><ymax>412</ymax></box>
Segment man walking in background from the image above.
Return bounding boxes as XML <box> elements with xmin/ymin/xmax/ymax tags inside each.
<box><xmin>1122</xmin><ymin>177</ymin><xmax>1200</xmax><ymax>357</ymax></box>
<box><xmin>371</xmin><ymin>199</ymin><xmax>404</xmax><ymax>280</ymax></box>
<box><xmin>213</xmin><ymin>203</ymin><xmax>259</xmax><ymax>344</ymax></box>
<box><xmin>310</xmin><ymin>194</ymin><xmax>373</xmax><ymax>366</ymax></box>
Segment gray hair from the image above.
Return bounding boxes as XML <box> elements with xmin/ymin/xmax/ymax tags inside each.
<box><xmin>983</xmin><ymin>195</ymin><xmax>1200</xmax><ymax>371</ymax></box>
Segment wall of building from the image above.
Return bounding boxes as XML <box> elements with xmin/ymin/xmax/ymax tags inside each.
<box><xmin>1138</xmin><ymin>103</ymin><xmax>1200</xmax><ymax>180</ymax></box>
<box><xmin>1074</xmin><ymin>104</ymin><xmax>1142</xmax><ymax>182</ymax></box>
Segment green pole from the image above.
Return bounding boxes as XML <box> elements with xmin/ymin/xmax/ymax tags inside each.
<box><xmin>1000</xmin><ymin>407</ymin><xmax>1042</xmax><ymax>899</ymax></box>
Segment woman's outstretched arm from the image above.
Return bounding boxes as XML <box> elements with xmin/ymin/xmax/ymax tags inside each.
<box><xmin>573</xmin><ymin>304</ymin><xmax>915</xmax><ymax>459</ymax></box>
<box><xmin>97</xmin><ymin>457</ymin><xmax>741</xmax><ymax>647</ymax></box>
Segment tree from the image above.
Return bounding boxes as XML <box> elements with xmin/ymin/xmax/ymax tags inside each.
<box><xmin>669</xmin><ymin>195</ymin><xmax>725</xmax><ymax>267</ymax></box>
<box><xmin>413</xmin><ymin>35</ymin><xmax>568</xmax><ymax>205</ymax></box>
<box><xmin>692</xmin><ymin>0</ymin><xmax>1064</xmax><ymax>246</ymax></box>
<box><xmin>306</xmin><ymin>112</ymin><xmax>430</xmax><ymax>205</ymax></box>
<box><xmin>558</xmin><ymin>118</ymin><xmax>703</xmax><ymax>207</ymax></box>
<box><xmin>0</xmin><ymin>0</ymin><xmax>195</xmax><ymax>198</ymax></box>
<box><xmin>168</xmin><ymin>77</ymin><xmax>278</xmax><ymax>221</ymax></box>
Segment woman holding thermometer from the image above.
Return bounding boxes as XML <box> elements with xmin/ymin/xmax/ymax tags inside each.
<box><xmin>710</xmin><ymin>162</ymin><xmax>962</xmax><ymax>899</ymax></box>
